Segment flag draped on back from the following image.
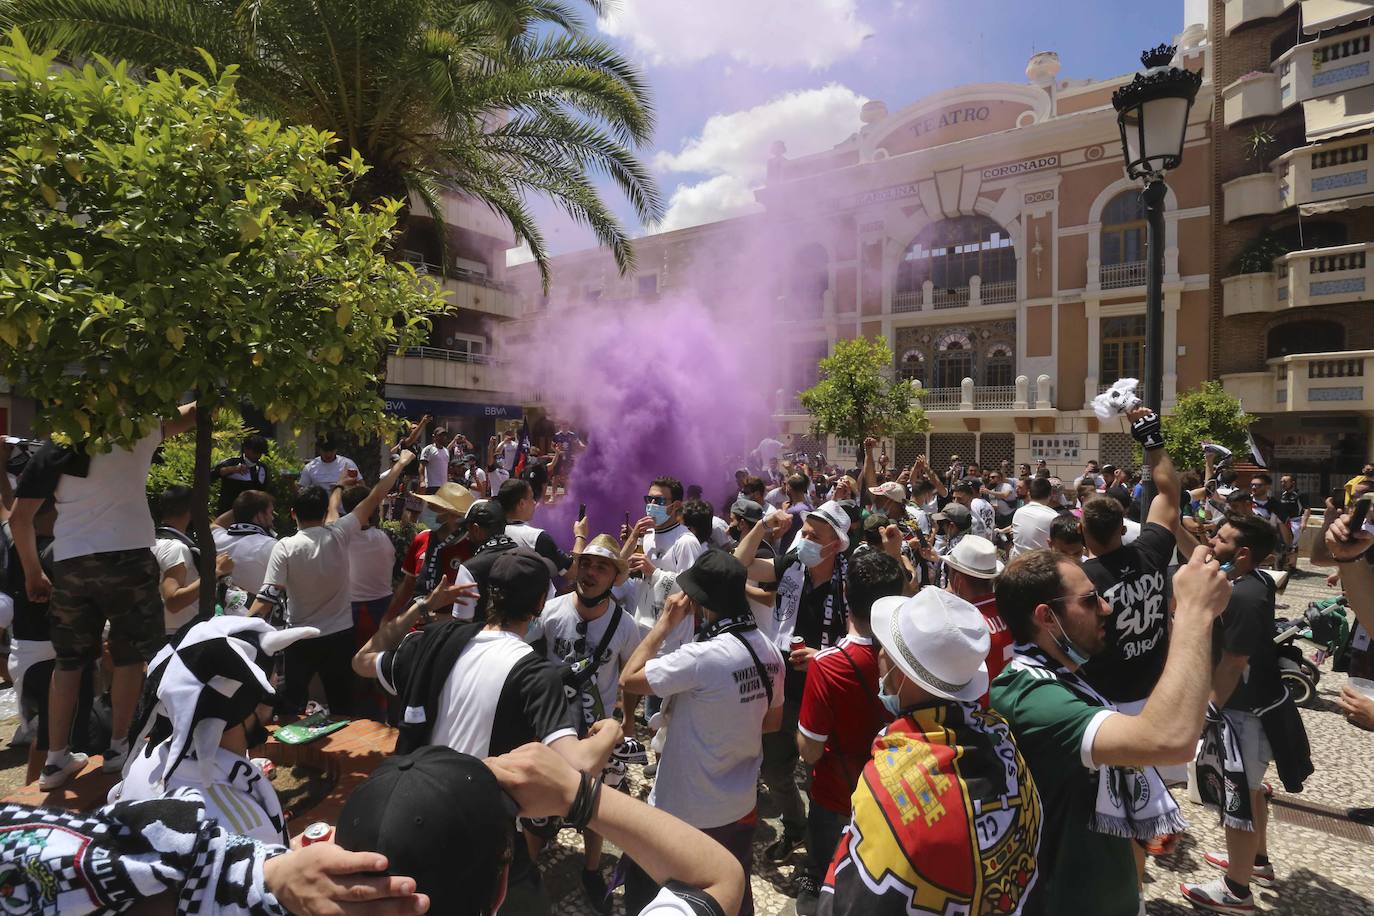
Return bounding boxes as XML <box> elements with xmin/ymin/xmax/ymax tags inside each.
<box><xmin>512</xmin><ymin>418</ymin><xmax>531</xmax><ymax>478</ymax></box>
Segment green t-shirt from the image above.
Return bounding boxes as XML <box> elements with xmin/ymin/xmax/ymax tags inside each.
<box><xmin>989</xmin><ymin>663</ymin><xmax>1140</xmax><ymax>916</ymax></box>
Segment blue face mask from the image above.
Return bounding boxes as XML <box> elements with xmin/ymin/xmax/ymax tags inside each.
<box><xmin>646</xmin><ymin>503</ymin><xmax>670</xmax><ymax>526</ymax></box>
<box><xmin>879</xmin><ymin>667</ymin><xmax>905</xmax><ymax>717</ymax></box>
<box><xmin>1049</xmin><ymin>610</ymin><xmax>1092</xmax><ymax>666</ymax></box>
<box><xmin>796</xmin><ymin>537</ymin><xmax>824</xmax><ymax>568</ymax></box>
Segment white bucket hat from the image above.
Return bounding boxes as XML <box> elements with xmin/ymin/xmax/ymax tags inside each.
<box><xmin>943</xmin><ymin>535</ymin><xmax>1005</xmax><ymax>580</ymax></box>
<box><xmin>805</xmin><ymin>500</ymin><xmax>851</xmax><ymax>552</ymax></box>
<box><xmin>871</xmin><ymin>589</ymin><xmax>991</xmax><ymax>703</ymax></box>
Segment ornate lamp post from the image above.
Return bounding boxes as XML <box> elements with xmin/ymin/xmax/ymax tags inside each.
<box><xmin>1112</xmin><ymin>44</ymin><xmax>1201</xmax><ymax>511</ymax></box>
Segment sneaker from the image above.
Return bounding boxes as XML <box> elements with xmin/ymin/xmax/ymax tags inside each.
<box><xmin>1145</xmin><ymin>832</ymin><xmax>1181</xmax><ymax>856</ymax></box>
<box><xmin>765</xmin><ymin>830</ymin><xmax>804</xmax><ymax>864</ymax></box>
<box><xmin>1203</xmin><ymin>852</ymin><xmax>1276</xmax><ymax>888</ymax></box>
<box><xmin>580</xmin><ymin>868</ymin><xmax>612</xmax><ymax>916</ymax></box>
<box><xmin>100</xmin><ymin>747</ymin><xmax>129</xmax><ymax>774</ymax></box>
<box><xmin>794</xmin><ymin>875</ymin><xmax>821</xmax><ymax>916</ymax></box>
<box><xmin>38</xmin><ymin>752</ymin><xmax>89</xmax><ymax>791</ymax></box>
<box><xmin>642</xmin><ymin>760</ymin><xmax>658</xmax><ymax>778</ymax></box>
<box><xmin>1180</xmin><ymin>878</ymin><xmax>1256</xmax><ymax>912</ymax></box>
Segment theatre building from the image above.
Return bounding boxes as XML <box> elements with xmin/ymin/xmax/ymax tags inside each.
<box><xmin>1212</xmin><ymin>0</ymin><xmax>1374</xmax><ymax>496</ymax></box>
<box><xmin>511</xmin><ymin>34</ymin><xmax>1215</xmax><ymax>477</ymax></box>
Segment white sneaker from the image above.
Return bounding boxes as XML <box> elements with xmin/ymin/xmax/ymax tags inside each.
<box><xmin>38</xmin><ymin>752</ymin><xmax>89</xmax><ymax>791</ymax></box>
<box><xmin>1204</xmin><ymin>851</ymin><xmax>1276</xmax><ymax>888</ymax></box>
<box><xmin>1180</xmin><ymin>878</ymin><xmax>1257</xmax><ymax>913</ymax></box>
<box><xmin>100</xmin><ymin>746</ymin><xmax>129</xmax><ymax>774</ymax></box>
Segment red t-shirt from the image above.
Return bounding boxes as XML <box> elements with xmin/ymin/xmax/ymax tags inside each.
<box><xmin>402</xmin><ymin>529</ymin><xmax>474</xmax><ymax>610</ymax></box>
<box><xmin>973</xmin><ymin>594</ymin><xmax>1013</xmax><ymax>706</ymax></box>
<box><xmin>798</xmin><ymin>636</ymin><xmax>891</xmax><ymax>814</ymax></box>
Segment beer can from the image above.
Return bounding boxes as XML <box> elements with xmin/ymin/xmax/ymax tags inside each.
<box><xmin>301</xmin><ymin>822</ymin><xmax>333</xmax><ymax>845</ymax></box>
<box><xmin>790</xmin><ymin>636</ymin><xmax>806</xmax><ymax>652</ymax></box>
<box><xmin>250</xmin><ymin>757</ymin><xmax>276</xmax><ymax>778</ymax></box>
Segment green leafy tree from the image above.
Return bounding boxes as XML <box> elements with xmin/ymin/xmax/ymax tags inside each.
<box><xmin>0</xmin><ymin>34</ymin><xmax>448</xmax><ymax>611</ymax></box>
<box><xmin>1</xmin><ymin>0</ymin><xmax>664</xmax><ymax>284</ymax></box>
<box><xmin>800</xmin><ymin>337</ymin><xmax>928</xmax><ymax>459</ymax></box>
<box><xmin>1161</xmin><ymin>381</ymin><xmax>1256</xmax><ymax>472</ymax></box>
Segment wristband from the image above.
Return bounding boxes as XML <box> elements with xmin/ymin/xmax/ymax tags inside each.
<box><xmin>1130</xmin><ymin>410</ymin><xmax>1165</xmax><ymax>451</ymax></box>
<box><xmin>565</xmin><ymin>771</ymin><xmax>603</xmax><ymax>830</ymax></box>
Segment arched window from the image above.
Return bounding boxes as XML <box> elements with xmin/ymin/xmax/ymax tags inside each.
<box><xmin>786</xmin><ymin>244</ymin><xmax>829</xmax><ymax>319</ymax></box>
<box><xmin>898</xmin><ymin>349</ymin><xmax>926</xmax><ymax>385</ymax></box>
<box><xmin>985</xmin><ymin>344</ymin><xmax>1014</xmax><ymax>388</ymax></box>
<box><xmin>895</xmin><ymin>216</ymin><xmax>1016</xmax><ymax>307</ymax></box>
<box><xmin>1266</xmin><ymin>320</ymin><xmax>1344</xmax><ymax>358</ymax></box>
<box><xmin>1101</xmin><ymin>191</ymin><xmax>1147</xmax><ymax>268</ymax></box>
<box><xmin>934</xmin><ymin>332</ymin><xmax>975</xmax><ymax>389</ymax></box>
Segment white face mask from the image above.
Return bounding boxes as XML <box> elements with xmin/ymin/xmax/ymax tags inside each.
<box><xmin>796</xmin><ymin>537</ymin><xmax>825</xmax><ymax>568</ymax></box>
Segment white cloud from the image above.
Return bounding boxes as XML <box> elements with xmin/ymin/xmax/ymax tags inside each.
<box><xmin>598</xmin><ymin>0</ymin><xmax>871</xmax><ymax>69</ymax></box>
<box><xmin>652</xmin><ymin>84</ymin><xmax>866</xmax><ymax>232</ymax></box>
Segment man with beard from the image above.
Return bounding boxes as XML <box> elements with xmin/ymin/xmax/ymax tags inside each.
<box><xmin>535</xmin><ymin>534</ymin><xmax>642</xmax><ymax>914</ymax></box>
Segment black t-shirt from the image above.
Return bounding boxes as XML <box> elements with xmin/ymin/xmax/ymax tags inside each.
<box><xmin>1080</xmin><ymin>522</ymin><xmax>1176</xmax><ymax>703</ymax></box>
<box><xmin>211</xmin><ymin>456</ymin><xmax>271</xmax><ymax>515</ymax></box>
<box><xmin>522</xmin><ymin>460</ymin><xmax>549</xmax><ymax>500</ymax></box>
<box><xmin>461</xmin><ymin>536</ymin><xmax>519</xmax><ymax>620</ymax></box>
<box><xmin>1275</xmin><ymin>489</ymin><xmax>1305</xmax><ymax>523</ymax></box>
<box><xmin>773</xmin><ymin>550</ymin><xmax>848</xmax><ymax>701</ymax></box>
<box><xmin>1213</xmin><ymin>572</ymin><xmax>1283</xmax><ymax>712</ymax></box>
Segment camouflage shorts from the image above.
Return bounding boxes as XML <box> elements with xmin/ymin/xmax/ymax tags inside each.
<box><xmin>50</xmin><ymin>548</ymin><xmax>166</xmax><ymax>669</ymax></box>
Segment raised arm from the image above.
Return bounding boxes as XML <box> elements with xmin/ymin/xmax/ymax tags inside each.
<box><xmin>733</xmin><ymin>513</ymin><xmax>782</xmax><ymax>583</ymax></box>
<box><xmin>350</xmin><ymin>450</ymin><xmax>414</xmax><ymax>524</ymax></box>
<box><xmin>1326</xmin><ymin>508</ymin><xmax>1374</xmax><ymax>633</ymax></box>
<box><xmin>162</xmin><ymin>401</ymin><xmax>198</xmax><ymax>439</ymax></box>
<box><xmin>860</xmin><ymin>437</ymin><xmax>878</xmax><ymax>500</ymax></box>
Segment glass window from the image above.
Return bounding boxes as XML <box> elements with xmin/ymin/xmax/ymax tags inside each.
<box><xmin>985</xmin><ymin>346</ymin><xmax>1014</xmax><ymax>387</ymax></box>
<box><xmin>895</xmin><ymin>216</ymin><xmax>1016</xmax><ymax>297</ymax></box>
<box><xmin>1100</xmin><ymin>315</ymin><xmax>1146</xmax><ymax>385</ymax></box>
<box><xmin>935</xmin><ymin>342</ymin><xmax>975</xmax><ymax>389</ymax></box>
<box><xmin>1101</xmin><ymin>192</ymin><xmax>1147</xmax><ymax>267</ymax></box>
<box><xmin>788</xmin><ymin>244</ymin><xmax>829</xmax><ymax>319</ymax></box>
<box><xmin>898</xmin><ymin>349</ymin><xmax>925</xmax><ymax>385</ymax></box>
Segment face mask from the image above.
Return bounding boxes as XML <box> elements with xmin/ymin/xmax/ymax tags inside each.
<box><xmin>796</xmin><ymin>537</ymin><xmax>825</xmax><ymax>568</ymax></box>
<box><xmin>577</xmin><ymin>584</ymin><xmax>614</xmax><ymax>607</ymax></box>
<box><xmin>418</xmin><ymin>507</ymin><xmax>439</xmax><ymax>530</ymax></box>
<box><xmin>1048</xmin><ymin>609</ymin><xmax>1092</xmax><ymax>666</ymax></box>
<box><xmin>646</xmin><ymin>503</ymin><xmax>670</xmax><ymax>526</ymax></box>
<box><xmin>879</xmin><ymin>667</ymin><xmax>905</xmax><ymax>717</ymax></box>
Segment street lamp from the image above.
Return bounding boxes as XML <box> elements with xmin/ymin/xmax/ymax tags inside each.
<box><xmin>1111</xmin><ymin>44</ymin><xmax>1201</xmax><ymax>513</ymax></box>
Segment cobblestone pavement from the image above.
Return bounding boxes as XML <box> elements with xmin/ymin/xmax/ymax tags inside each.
<box><xmin>538</xmin><ymin>561</ymin><xmax>1374</xmax><ymax>915</ymax></box>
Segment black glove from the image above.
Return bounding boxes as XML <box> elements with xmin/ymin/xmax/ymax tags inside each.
<box><xmin>1130</xmin><ymin>410</ymin><xmax>1165</xmax><ymax>451</ymax></box>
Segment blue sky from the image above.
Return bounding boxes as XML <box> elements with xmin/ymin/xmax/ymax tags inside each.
<box><xmin>511</xmin><ymin>0</ymin><xmax>1205</xmax><ymax>263</ymax></box>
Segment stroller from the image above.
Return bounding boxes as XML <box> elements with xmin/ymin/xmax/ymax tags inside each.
<box><xmin>1274</xmin><ymin>596</ymin><xmax>1351</xmax><ymax>707</ymax></box>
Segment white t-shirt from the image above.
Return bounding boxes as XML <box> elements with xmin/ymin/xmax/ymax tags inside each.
<box><xmin>709</xmin><ymin>516</ymin><xmax>733</xmax><ymax>548</ymax></box>
<box><xmin>261</xmin><ymin>513</ymin><xmax>361</xmax><ymax>635</ymax></box>
<box><xmin>111</xmin><ymin>744</ymin><xmax>285</xmax><ymax>845</ymax></box>
<box><xmin>211</xmin><ymin>527</ymin><xmax>277</xmax><ymax>596</ymax></box>
<box><xmin>419</xmin><ymin>444</ymin><xmax>451</xmax><ymax>489</ymax></box>
<box><xmin>1011</xmin><ymin>502</ymin><xmax>1060</xmax><ymax>558</ymax></box>
<box><xmin>152</xmin><ymin>536</ymin><xmax>199</xmax><ymax>635</ymax></box>
<box><xmin>986</xmin><ymin>482</ymin><xmax>1016</xmax><ymax>515</ymax></box>
<box><xmin>1122</xmin><ymin>518</ymin><xmax>1142</xmax><ymax>546</ymax></box>
<box><xmin>969</xmin><ymin>497</ymin><xmax>997</xmax><ymax>539</ymax></box>
<box><xmin>643</xmin><ymin>524</ymin><xmax>695</xmax><ymax>573</ymax></box>
<box><xmin>53</xmin><ymin>431</ymin><xmax>163</xmax><ymax>562</ymax></box>
<box><xmin>349</xmin><ymin>526</ymin><xmax>396</xmax><ymax>603</ymax></box>
<box><xmin>298</xmin><ymin>455</ymin><xmax>359</xmax><ymax>492</ymax></box>
<box><xmin>661</xmin><ymin>531</ymin><xmax>707</xmax><ymax>576</ymax></box>
<box><xmin>645</xmin><ymin>627</ymin><xmax>784</xmax><ymax>829</ymax></box>
<box><xmin>539</xmin><ymin>594</ymin><xmax>642</xmax><ymax>718</ymax></box>
<box><xmin>488</xmin><ymin>467</ymin><xmax>510</xmax><ymax>494</ymax></box>
<box><xmin>496</xmin><ymin>439</ymin><xmax>520</xmax><ymax>472</ymax></box>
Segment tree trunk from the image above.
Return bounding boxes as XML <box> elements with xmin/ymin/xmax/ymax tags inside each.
<box><xmin>192</xmin><ymin>390</ymin><xmax>218</xmax><ymax>618</ymax></box>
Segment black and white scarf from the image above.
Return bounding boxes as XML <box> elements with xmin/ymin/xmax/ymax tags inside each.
<box><xmin>156</xmin><ymin>525</ymin><xmax>200</xmax><ymax>563</ymax></box>
<box><xmin>419</xmin><ymin>526</ymin><xmax>466</xmax><ymax>594</ymax></box>
<box><xmin>1195</xmin><ymin>704</ymin><xmax>1254</xmax><ymax>831</ymax></box>
<box><xmin>225</xmin><ymin>522</ymin><xmax>274</xmax><ymax>539</ymax></box>
<box><xmin>1009</xmin><ymin>644</ymin><xmax>1187</xmax><ymax>840</ymax></box>
<box><xmin>774</xmin><ymin>550</ymin><xmax>848</xmax><ymax>647</ymax></box>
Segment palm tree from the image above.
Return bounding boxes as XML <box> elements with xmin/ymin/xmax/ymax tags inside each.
<box><xmin>1</xmin><ymin>0</ymin><xmax>662</xmax><ymax>284</ymax></box>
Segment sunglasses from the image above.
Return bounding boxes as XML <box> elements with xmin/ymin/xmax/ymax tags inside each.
<box><xmin>644</xmin><ymin>495</ymin><xmax>668</xmax><ymax>506</ymax></box>
<box><xmin>1049</xmin><ymin>589</ymin><xmax>1101</xmax><ymax>610</ymax></box>
<box><xmin>574</xmin><ymin>618</ymin><xmax>590</xmax><ymax>656</ymax></box>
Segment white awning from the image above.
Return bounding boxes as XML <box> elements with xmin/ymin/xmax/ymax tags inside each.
<box><xmin>1303</xmin><ymin>83</ymin><xmax>1374</xmax><ymax>140</ymax></box>
<box><xmin>1301</xmin><ymin>190</ymin><xmax>1374</xmax><ymax>213</ymax></box>
<box><xmin>1302</xmin><ymin>0</ymin><xmax>1374</xmax><ymax>34</ymax></box>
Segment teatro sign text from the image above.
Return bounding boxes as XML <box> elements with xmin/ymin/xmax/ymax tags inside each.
<box><xmin>910</xmin><ymin>106</ymin><xmax>991</xmax><ymax>138</ymax></box>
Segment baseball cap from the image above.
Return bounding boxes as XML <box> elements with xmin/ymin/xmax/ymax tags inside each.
<box><xmin>870</xmin><ymin>589</ymin><xmax>990</xmax><ymax>703</ymax></box>
<box><xmin>954</xmin><ymin>478</ymin><xmax>978</xmax><ymax>494</ymax></box>
<box><xmin>464</xmin><ymin>499</ymin><xmax>506</xmax><ymax>533</ymax></box>
<box><xmin>863</xmin><ymin>512</ymin><xmax>892</xmax><ymax>533</ymax></box>
<box><xmin>487</xmin><ymin>548</ymin><xmax>552</xmax><ymax>612</ymax></box>
<box><xmin>805</xmin><ymin>500</ymin><xmax>851</xmax><ymax>551</ymax></box>
<box><xmin>336</xmin><ymin>746</ymin><xmax>518</xmax><ymax>916</ymax></box>
<box><xmin>868</xmin><ymin>481</ymin><xmax>907</xmax><ymax>503</ymax></box>
<box><xmin>676</xmin><ymin>548</ymin><xmax>749</xmax><ymax>619</ymax></box>
<box><xmin>931</xmin><ymin>503</ymin><xmax>973</xmax><ymax>529</ymax></box>
<box><xmin>730</xmin><ymin>498</ymin><xmax>764</xmax><ymax>524</ymax></box>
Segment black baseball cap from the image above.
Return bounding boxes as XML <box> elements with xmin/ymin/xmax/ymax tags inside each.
<box><xmin>464</xmin><ymin>499</ymin><xmax>507</xmax><ymax>534</ymax></box>
<box><xmin>677</xmin><ymin>548</ymin><xmax>749</xmax><ymax>619</ymax></box>
<box><xmin>488</xmin><ymin>548</ymin><xmax>551</xmax><ymax>612</ymax></box>
<box><xmin>336</xmin><ymin>746</ymin><xmax>518</xmax><ymax>916</ymax></box>
<box><xmin>730</xmin><ymin>498</ymin><xmax>764</xmax><ymax>523</ymax></box>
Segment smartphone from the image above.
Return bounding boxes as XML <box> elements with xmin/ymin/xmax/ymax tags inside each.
<box><xmin>1331</xmin><ymin>487</ymin><xmax>1348</xmax><ymax>508</ymax></box>
<box><xmin>578</xmin><ymin>503</ymin><xmax>587</xmax><ymax>521</ymax></box>
<box><xmin>1354</xmin><ymin>495</ymin><xmax>1373</xmax><ymax>529</ymax></box>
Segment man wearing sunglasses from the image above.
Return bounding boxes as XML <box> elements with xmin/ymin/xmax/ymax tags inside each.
<box><xmin>624</xmin><ymin>476</ymin><xmax>694</xmax><ymax>575</ymax></box>
<box><xmin>990</xmin><ymin>544</ymin><xmax>1231</xmax><ymax>916</ymax></box>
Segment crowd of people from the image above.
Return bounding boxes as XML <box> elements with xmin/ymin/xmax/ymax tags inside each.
<box><xmin>0</xmin><ymin>402</ymin><xmax>1372</xmax><ymax>916</ymax></box>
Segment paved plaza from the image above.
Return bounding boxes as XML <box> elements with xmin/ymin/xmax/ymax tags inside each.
<box><xmin>532</xmin><ymin>560</ymin><xmax>1374</xmax><ymax>916</ymax></box>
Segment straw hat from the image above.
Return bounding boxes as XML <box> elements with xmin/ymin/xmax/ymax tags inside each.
<box><xmin>416</xmin><ymin>483</ymin><xmax>476</xmax><ymax>517</ymax></box>
<box><xmin>572</xmin><ymin>533</ymin><xmax>629</xmax><ymax>576</ymax></box>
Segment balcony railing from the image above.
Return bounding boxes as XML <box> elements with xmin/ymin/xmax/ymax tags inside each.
<box><xmin>1100</xmin><ymin>260</ymin><xmax>1148</xmax><ymax>289</ymax></box>
<box><xmin>1293</xmin><ymin>24</ymin><xmax>1374</xmax><ymax>104</ymax></box>
<box><xmin>892</xmin><ymin>291</ymin><xmax>923</xmax><ymax>313</ymax></box>
<box><xmin>1223</xmin><ymin>350</ymin><xmax>1374</xmax><ymax>411</ymax></box>
<box><xmin>919</xmin><ymin>387</ymin><xmax>963</xmax><ymax>410</ymax></box>
<box><xmin>388</xmin><ymin>345</ymin><xmax>495</xmax><ymax>365</ymax></box>
<box><xmin>931</xmin><ymin>286</ymin><xmax>970</xmax><ymax>309</ymax></box>
<box><xmin>386</xmin><ymin>346</ymin><xmax>512</xmax><ymax>393</ymax></box>
<box><xmin>1277</xmin><ymin>137</ymin><xmax>1372</xmax><ymax>210</ymax></box>
<box><xmin>981</xmin><ymin>280</ymin><xmax>1017</xmax><ymax>304</ymax></box>
<box><xmin>1278</xmin><ymin>242</ymin><xmax>1373</xmax><ymax>307</ymax></box>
